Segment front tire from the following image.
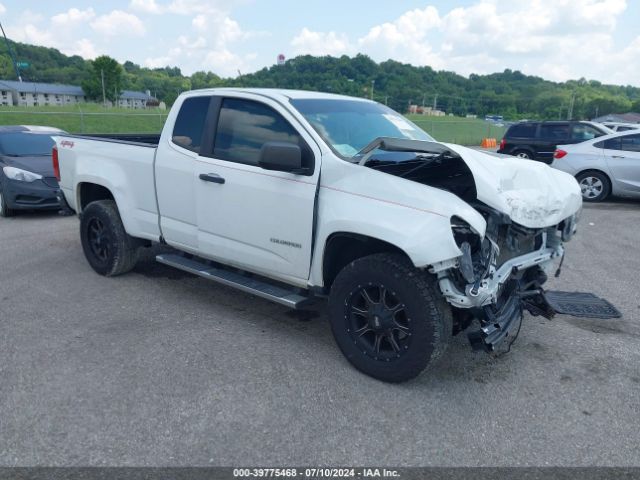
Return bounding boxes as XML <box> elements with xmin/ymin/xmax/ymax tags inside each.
<box><xmin>328</xmin><ymin>253</ymin><xmax>452</xmax><ymax>383</ymax></box>
<box><xmin>80</xmin><ymin>200</ymin><xmax>140</xmax><ymax>276</ymax></box>
<box><xmin>576</xmin><ymin>171</ymin><xmax>610</xmax><ymax>202</ymax></box>
<box><xmin>0</xmin><ymin>188</ymin><xmax>14</xmax><ymax>217</ymax></box>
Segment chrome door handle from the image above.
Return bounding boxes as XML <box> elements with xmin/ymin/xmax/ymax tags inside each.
<box><xmin>199</xmin><ymin>173</ymin><xmax>225</xmax><ymax>184</ymax></box>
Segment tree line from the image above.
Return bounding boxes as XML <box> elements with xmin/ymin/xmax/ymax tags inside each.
<box><xmin>1</xmin><ymin>38</ymin><xmax>639</xmax><ymax>119</ymax></box>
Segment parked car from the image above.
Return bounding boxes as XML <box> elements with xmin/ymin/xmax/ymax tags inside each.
<box><xmin>498</xmin><ymin>121</ymin><xmax>612</xmax><ymax>163</ymax></box>
<box><xmin>55</xmin><ymin>88</ymin><xmax>582</xmax><ymax>382</ymax></box>
<box><xmin>0</xmin><ymin>125</ymin><xmax>65</xmax><ymax>217</ymax></box>
<box><xmin>552</xmin><ymin>130</ymin><xmax>640</xmax><ymax>202</ymax></box>
<box><xmin>601</xmin><ymin>122</ymin><xmax>640</xmax><ymax>132</ymax></box>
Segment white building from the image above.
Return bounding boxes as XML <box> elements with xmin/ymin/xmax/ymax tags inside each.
<box><xmin>0</xmin><ymin>80</ymin><xmax>158</xmax><ymax>109</ymax></box>
<box><xmin>0</xmin><ymin>80</ymin><xmax>85</xmax><ymax>106</ymax></box>
<box><xmin>117</xmin><ymin>90</ymin><xmax>157</xmax><ymax>109</ymax></box>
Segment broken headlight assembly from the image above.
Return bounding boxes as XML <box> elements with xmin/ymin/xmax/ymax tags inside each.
<box><xmin>450</xmin><ymin>216</ymin><xmax>497</xmax><ymax>289</ymax></box>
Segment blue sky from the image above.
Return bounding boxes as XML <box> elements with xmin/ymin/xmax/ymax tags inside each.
<box><xmin>2</xmin><ymin>0</ymin><xmax>639</xmax><ymax>85</ymax></box>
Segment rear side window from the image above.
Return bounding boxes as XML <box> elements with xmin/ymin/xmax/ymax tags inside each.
<box><xmin>539</xmin><ymin>124</ymin><xmax>569</xmax><ymax>141</ymax></box>
<box><xmin>595</xmin><ymin>137</ymin><xmax>622</xmax><ymax>150</ymax></box>
<box><xmin>507</xmin><ymin>124</ymin><xmax>537</xmax><ymax>138</ymax></box>
<box><xmin>620</xmin><ymin>134</ymin><xmax>640</xmax><ymax>152</ymax></box>
<box><xmin>214</xmin><ymin>98</ymin><xmax>305</xmax><ymax>167</ymax></box>
<box><xmin>172</xmin><ymin>96</ymin><xmax>211</xmax><ymax>153</ymax></box>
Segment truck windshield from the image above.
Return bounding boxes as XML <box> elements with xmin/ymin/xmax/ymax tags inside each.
<box><xmin>290</xmin><ymin>99</ymin><xmax>434</xmax><ymax>159</ymax></box>
<box><xmin>0</xmin><ymin>133</ymin><xmax>56</xmax><ymax>156</ymax></box>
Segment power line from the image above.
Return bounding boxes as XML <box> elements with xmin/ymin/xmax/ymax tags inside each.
<box><xmin>0</xmin><ymin>20</ymin><xmax>21</xmax><ymax>82</ymax></box>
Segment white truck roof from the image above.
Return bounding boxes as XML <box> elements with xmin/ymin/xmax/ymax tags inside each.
<box><xmin>182</xmin><ymin>87</ymin><xmax>374</xmax><ymax>103</ymax></box>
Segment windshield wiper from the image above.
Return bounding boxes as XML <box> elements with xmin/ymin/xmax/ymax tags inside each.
<box><xmin>397</xmin><ymin>151</ymin><xmax>451</xmax><ymax>178</ymax></box>
<box><xmin>356</xmin><ymin>136</ymin><xmax>453</xmax><ymax>166</ymax></box>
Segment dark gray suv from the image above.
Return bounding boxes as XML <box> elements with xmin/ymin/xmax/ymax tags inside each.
<box><xmin>498</xmin><ymin>121</ymin><xmax>611</xmax><ymax>163</ymax></box>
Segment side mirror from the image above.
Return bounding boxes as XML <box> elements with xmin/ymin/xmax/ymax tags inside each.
<box><xmin>259</xmin><ymin>141</ymin><xmax>306</xmax><ymax>174</ymax></box>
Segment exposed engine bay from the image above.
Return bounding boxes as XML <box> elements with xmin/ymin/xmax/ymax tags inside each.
<box><xmin>359</xmin><ymin>137</ymin><xmax>580</xmax><ymax>352</ymax></box>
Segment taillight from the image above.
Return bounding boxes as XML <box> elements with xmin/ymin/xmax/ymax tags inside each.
<box><xmin>499</xmin><ymin>138</ymin><xmax>506</xmax><ymax>150</ymax></box>
<box><xmin>52</xmin><ymin>146</ymin><xmax>60</xmax><ymax>181</ymax></box>
<box><xmin>554</xmin><ymin>149</ymin><xmax>567</xmax><ymax>159</ymax></box>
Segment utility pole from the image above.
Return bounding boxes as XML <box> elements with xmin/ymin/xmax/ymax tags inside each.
<box><xmin>0</xmin><ymin>20</ymin><xmax>21</xmax><ymax>82</ymax></box>
<box><xmin>384</xmin><ymin>95</ymin><xmax>389</xmax><ymax>106</ymax></box>
<box><xmin>433</xmin><ymin>93</ymin><xmax>439</xmax><ymax>111</ymax></box>
<box><xmin>101</xmin><ymin>69</ymin><xmax>106</xmax><ymax>108</ymax></box>
<box><xmin>421</xmin><ymin>92</ymin><xmax>426</xmax><ymax>108</ymax></box>
<box><xmin>567</xmin><ymin>92</ymin><xmax>576</xmax><ymax>120</ymax></box>
<box><xmin>370</xmin><ymin>80</ymin><xmax>375</xmax><ymax>101</ymax></box>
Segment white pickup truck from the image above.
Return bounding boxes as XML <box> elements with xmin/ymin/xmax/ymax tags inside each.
<box><xmin>54</xmin><ymin>88</ymin><xmax>582</xmax><ymax>382</ymax></box>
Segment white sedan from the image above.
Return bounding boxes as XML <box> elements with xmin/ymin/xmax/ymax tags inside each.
<box><xmin>552</xmin><ymin>130</ymin><xmax>640</xmax><ymax>202</ymax></box>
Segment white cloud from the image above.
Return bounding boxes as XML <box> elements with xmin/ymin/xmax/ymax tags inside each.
<box><xmin>291</xmin><ymin>28</ymin><xmax>352</xmax><ymax>56</ymax></box>
<box><xmin>287</xmin><ymin>0</ymin><xmax>637</xmax><ymax>85</ymax></box>
<box><xmin>2</xmin><ymin>0</ymin><xmax>637</xmax><ymax>84</ymax></box>
<box><xmin>6</xmin><ymin>14</ymin><xmax>101</xmax><ymax>61</ymax></box>
<box><xmin>143</xmin><ymin>9</ymin><xmax>260</xmax><ymax>76</ymax></box>
<box><xmin>91</xmin><ymin>10</ymin><xmax>146</xmax><ymax>37</ymax></box>
<box><xmin>66</xmin><ymin>38</ymin><xmax>99</xmax><ymax>59</ymax></box>
<box><xmin>129</xmin><ymin>0</ymin><xmax>232</xmax><ymax>15</ymax></box>
<box><xmin>51</xmin><ymin>7</ymin><xmax>95</xmax><ymax>27</ymax></box>
<box><xmin>128</xmin><ymin>0</ymin><xmax>164</xmax><ymax>14</ymax></box>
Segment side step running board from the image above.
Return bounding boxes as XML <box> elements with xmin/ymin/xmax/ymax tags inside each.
<box><xmin>156</xmin><ymin>253</ymin><xmax>313</xmax><ymax>309</ymax></box>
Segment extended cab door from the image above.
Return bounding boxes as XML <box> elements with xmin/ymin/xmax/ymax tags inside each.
<box><xmin>195</xmin><ymin>95</ymin><xmax>321</xmax><ymax>284</ymax></box>
<box><xmin>155</xmin><ymin>95</ymin><xmax>214</xmax><ymax>249</ymax></box>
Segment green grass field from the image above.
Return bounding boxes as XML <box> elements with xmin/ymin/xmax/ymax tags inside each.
<box><xmin>0</xmin><ymin>104</ymin><xmax>167</xmax><ymax>134</ymax></box>
<box><xmin>407</xmin><ymin>115</ymin><xmax>507</xmax><ymax>145</ymax></box>
<box><xmin>0</xmin><ymin>105</ymin><xmax>504</xmax><ymax>146</ymax></box>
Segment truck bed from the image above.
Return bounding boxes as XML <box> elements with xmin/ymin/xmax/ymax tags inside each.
<box><xmin>56</xmin><ymin>133</ymin><xmax>161</xmax><ymax>242</ymax></box>
<box><xmin>64</xmin><ymin>132</ymin><xmax>160</xmax><ymax>146</ymax></box>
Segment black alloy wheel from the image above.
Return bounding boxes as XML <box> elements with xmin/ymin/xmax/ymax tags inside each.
<box><xmin>346</xmin><ymin>283</ymin><xmax>412</xmax><ymax>361</ymax></box>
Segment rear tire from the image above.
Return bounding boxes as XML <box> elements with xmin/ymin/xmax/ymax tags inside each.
<box><xmin>576</xmin><ymin>171</ymin><xmax>610</xmax><ymax>202</ymax></box>
<box><xmin>0</xmin><ymin>189</ymin><xmax>14</xmax><ymax>217</ymax></box>
<box><xmin>512</xmin><ymin>149</ymin><xmax>532</xmax><ymax>159</ymax></box>
<box><xmin>80</xmin><ymin>200</ymin><xmax>140</xmax><ymax>276</ymax></box>
<box><xmin>328</xmin><ymin>253</ymin><xmax>452</xmax><ymax>383</ymax></box>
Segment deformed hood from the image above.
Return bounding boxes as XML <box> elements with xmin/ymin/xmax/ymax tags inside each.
<box><xmin>443</xmin><ymin>144</ymin><xmax>582</xmax><ymax>228</ymax></box>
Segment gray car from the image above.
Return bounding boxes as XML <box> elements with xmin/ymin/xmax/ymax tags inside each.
<box><xmin>0</xmin><ymin>126</ymin><xmax>65</xmax><ymax>217</ymax></box>
<box><xmin>551</xmin><ymin>129</ymin><xmax>640</xmax><ymax>202</ymax></box>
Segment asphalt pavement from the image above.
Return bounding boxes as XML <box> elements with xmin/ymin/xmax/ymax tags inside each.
<box><xmin>1</xmin><ymin>201</ymin><xmax>639</xmax><ymax>467</ymax></box>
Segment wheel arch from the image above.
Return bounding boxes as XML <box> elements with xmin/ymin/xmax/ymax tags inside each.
<box><xmin>77</xmin><ymin>182</ymin><xmax>115</xmax><ymax>212</ymax></box>
<box><xmin>322</xmin><ymin>232</ymin><xmax>411</xmax><ymax>290</ymax></box>
<box><xmin>575</xmin><ymin>168</ymin><xmax>612</xmax><ymax>185</ymax></box>
<box><xmin>575</xmin><ymin>169</ymin><xmax>612</xmax><ymax>201</ymax></box>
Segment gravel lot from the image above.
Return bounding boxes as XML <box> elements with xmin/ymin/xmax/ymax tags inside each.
<box><xmin>1</xmin><ymin>201</ymin><xmax>639</xmax><ymax>467</ymax></box>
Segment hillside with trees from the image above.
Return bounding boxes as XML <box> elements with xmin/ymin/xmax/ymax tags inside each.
<box><xmin>1</xmin><ymin>38</ymin><xmax>639</xmax><ymax>119</ymax></box>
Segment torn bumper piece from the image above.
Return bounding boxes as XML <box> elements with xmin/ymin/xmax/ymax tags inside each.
<box><xmin>468</xmin><ymin>289</ymin><xmax>523</xmax><ymax>352</ymax></box>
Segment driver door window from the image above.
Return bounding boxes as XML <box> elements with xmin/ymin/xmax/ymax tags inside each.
<box><xmin>213</xmin><ymin>98</ymin><xmax>312</xmax><ymax>169</ymax></box>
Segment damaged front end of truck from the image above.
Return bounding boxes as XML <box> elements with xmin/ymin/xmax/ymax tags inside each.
<box><xmin>358</xmin><ymin>137</ymin><xmax>582</xmax><ymax>352</ymax></box>
<box><xmin>432</xmin><ymin>206</ymin><xmax>578</xmax><ymax>352</ymax></box>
